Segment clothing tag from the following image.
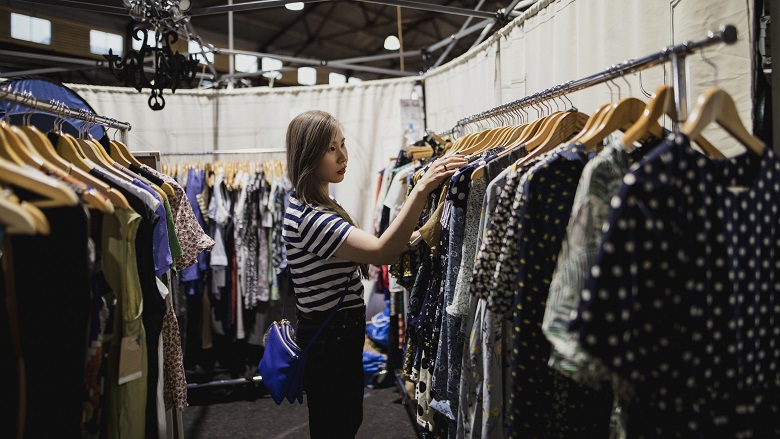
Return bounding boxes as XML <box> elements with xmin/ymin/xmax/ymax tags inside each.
<box><xmin>118</xmin><ymin>335</ymin><xmax>143</xmax><ymax>385</ymax></box>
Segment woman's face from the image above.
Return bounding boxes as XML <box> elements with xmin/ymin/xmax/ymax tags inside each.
<box><xmin>315</xmin><ymin>125</ymin><xmax>348</xmax><ymax>187</ymax></box>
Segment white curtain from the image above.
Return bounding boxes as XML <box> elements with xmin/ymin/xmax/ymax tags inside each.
<box><xmin>70</xmin><ymin>77</ymin><xmax>419</xmax><ymax>229</ymax></box>
<box><xmin>424</xmin><ymin>0</ymin><xmax>754</xmax><ymax>157</ymax></box>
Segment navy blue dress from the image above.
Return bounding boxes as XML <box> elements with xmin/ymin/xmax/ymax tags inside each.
<box><xmin>573</xmin><ymin>133</ymin><xmax>780</xmax><ymax>438</ymax></box>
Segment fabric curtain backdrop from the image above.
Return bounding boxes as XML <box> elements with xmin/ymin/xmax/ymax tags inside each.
<box><xmin>70</xmin><ymin>77</ymin><xmax>419</xmax><ymax>230</ymax></box>
<box><xmin>424</xmin><ymin>0</ymin><xmax>754</xmax><ymax>157</ymax></box>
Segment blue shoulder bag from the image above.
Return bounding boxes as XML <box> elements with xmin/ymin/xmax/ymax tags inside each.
<box><xmin>258</xmin><ymin>269</ymin><xmax>355</xmax><ymax>405</ymax></box>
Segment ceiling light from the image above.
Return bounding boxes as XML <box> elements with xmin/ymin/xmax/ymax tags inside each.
<box><xmin>285</xmin><ymin>2</ymin><xmax>304</xmax><ymax>11</ymax></box>
<box><xmin>384</xmin><ymin>35</ymin><xmax>400</xmax><ymax>51</ymax></box>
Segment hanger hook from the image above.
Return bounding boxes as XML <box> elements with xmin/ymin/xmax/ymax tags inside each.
<box><xmin>549</xmin><ymin>88</ymin><xmax>559</xmax><ymax>112</ymax></box>
<box><xmin>562</xmin><ymin>88</ymin><xmax>575</xmax><ymax>111</ymax></box>
<box><xmin>556</xmin><ymin>85</ymin><xmax>567</xmax><ymax>111</ymax></box>
<box><xmin>532</xmin><ymin>94</ymin><xmax>541</xmax><ymax>119</ymax></box>
<box><xmin>542</xmin><ymin>89</ymin><xmax>552</xmax><ymax>116</ymax></box>
<box><xmin>609</xmin><ymin>67</ymin><xmax>622</xmax><ymax>100</ymax></box>
<box><xmin>59</xmin><ymin>101</ymin><xmax>68</xmax><ymax>133</ymax></box>
<box><xmin>554</xmin><ymin>86</ymin><xmax>564</xmax><ymax>111</ymax></box>
<box><xmin>604</xmin><ymin>78</ymin><xmax>615</xmax><ymax>102</ymax></box>
<box><xmin>638</xmin><ymin>69</ymin><xmax>653</xmax><ymax>98</ymax></box>
<box><xmin>77</xmin><ymin>109</ymin><xmax>84</xmax><ymax>138</ymax></box>
<box><xmin>23</xmin><ymin>92</ymin><xmax>34</xmax><ymax>125</ymax></box>
<box><xmin>547</xmin><ymin>90</ymin><xmax>555</xmax><ymax>114</ymax></box>
<box><xmin>50</xmin><ymin>100</ymin><xmax>60</xmax><ymax>132</ymax></box>
<box><xmin>699</xmin><ymin>45</ymin><xmax>719</xmax><ymax>87</ymax></box>
<box><xmin>619</xmin><ymin>64</ymin><xmax>632</xmax><ymax>98</ymax></box>
<box><xmin>82</xmin><ymin>109</ymin><xmax>90</xmax><ymax>138</ymax></box>
<box><xmin>90</xmin><ymin>112</ymin><xmax>99</xmax><ymax>138</ymax></box>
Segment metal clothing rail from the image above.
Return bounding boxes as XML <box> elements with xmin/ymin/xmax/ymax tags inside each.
<box><xmin>148</xmin><ymin>148</ymin><xmax>286</xmax><ymax>156</ymax></box>
<box><xmin>453</xmin><ymin>24</ymin><xmax>738</xmax><ymax>133</ymax></box>
<box><xmin>0</xmin><ymin>86</ymin><xmax>132</xmax><ymax>133</ymax></box>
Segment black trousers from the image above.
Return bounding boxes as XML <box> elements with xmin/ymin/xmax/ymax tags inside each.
<box><xmin>296</xmin><ymin>306</ymin><xmax>365</xmax><ymax>439</ymax></box>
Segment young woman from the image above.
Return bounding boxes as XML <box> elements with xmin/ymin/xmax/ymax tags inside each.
<box><xmin>282</xmin><ymin>110</ymin><xmax>467</xmax><ymax>437</ymax></box>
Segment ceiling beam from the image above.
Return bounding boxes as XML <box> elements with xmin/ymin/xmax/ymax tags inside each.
<box><xmin>190</xmin><ymin>0</ymin><xmax>497</xmax><ymax>20</ymax></box>
<box><xmin>293</xmin><ymin>3</ymin><xmax>339</xmax><ymax>56</ymax></box>
<box><xmin>357</xmin><ymin>0</ymin><xmax>496</xmax><ymax>19</ymax></box>
<box><xmin>433</xmin><ymin>0</ymin><xmax>488</xmax><ymax>68</ymax></box>
<box><xmin>9</xmin><ymin>0</ymin><xmax>128</xmax><ymax>15</ymax></box>
<box><xmin>215</xmin><ymin>48</ymin><xmax>417</xmax><ymax>76</ymax></box>
<box><xmin>191</xmin><ymin>0</ymin><xmax>328</xmax><ymax>16</ymax></box>
<box><xmin>259</xmin><ymin>2</ymin><xmax>322</xmax><ymax>51</ymax></box>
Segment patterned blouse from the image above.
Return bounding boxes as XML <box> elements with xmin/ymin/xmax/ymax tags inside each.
<box><xmin>503</xmin><ymin>143</ymin><xmax>613</xmax><ymax>438</ymax></box>
<box><xmin>573</xmin><ymin>133</ymin><xmax>780</xmax><ymax>438</ymax></box>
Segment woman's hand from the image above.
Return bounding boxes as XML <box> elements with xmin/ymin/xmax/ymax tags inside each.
<box><xmin>415</xmin><ymin>154</ymin><xmax>469</xmax><ymax>194</ymax></box>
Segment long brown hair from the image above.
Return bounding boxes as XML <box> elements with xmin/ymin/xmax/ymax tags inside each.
<box><xmin>286</xmin><ymin>110</ymin><xmax>367</xmax><ymax>277</ymax></box>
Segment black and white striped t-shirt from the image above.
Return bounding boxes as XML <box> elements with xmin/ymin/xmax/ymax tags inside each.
<box><xmin>282</xmin><ymin>194</ymin><xmax>364</xmax><ymax>313</ymax></box>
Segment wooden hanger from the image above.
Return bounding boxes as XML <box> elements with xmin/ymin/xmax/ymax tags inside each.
<box><xmin>0</xmin><ymin>123</ymin><xmax>26</xmax><ymax>166</ymax></box>
<box><xmin>82</xmin><ymin>136</ymin><xmax>169</xmax><ymax>201</ymax></box>
<box><xmin>622</xmin><ymin>85</ymin><xmax>725</xmax><ymax>159</ymax></box>
<box><xmin>569</xmin><ymin>102</ymin><xmax>612</xmax><ymax>144</ymax></box>
<box><xmin>621</xmin><ymin>85</ymin><xmax>670</xmax><ymax>146</ymax></box>
<box><xmin>19</xmin><ymin>199</ymin><xmax>50</xmax><ymax>235</ymax></box>
<box><xmin>0</xmin><ymin>156</ymin><xmax>79</xmax><ymax>209</ymax></box>
<box><xmin>109</xmin><ymin>139</ymin><xmax>143</xmax><ymax>167</ymax></box>
<box><xmin>71</xmin><ymin>135</ymin><xmax>134</xmax><ymax>183</ymax></box>
<box><xmin>522</xmin><ymin>112</ymin><xmax>567</xmax><ymax>151</ymax></box>
<box><xmin>71</xmin><ymin>134</ymin><xmax>161</xmax><ymax>204</ymax></box>
<box><xmin>495</xmin><ymin>122</ymin><xmax>526</xmax><ymax>147</ymax></box>
<box><xmin>19</xmin><ymin>126</ymin><xmax>130</xmax><ymax>210</ymax></box>
<box><xmin>682</xmin><ymin>87</ymin><xmax>765</xmax><ymax>156</ymax></box>
<box><xmin>7</xmin><ymin>126</ymin><xmax>113</xmax><ymax>213</ymax></box>
<box><xmin>110</xmin><ymin>139</ymin><xmax>175</xmax><ymax>196</ymax></box>
<box><xmin>506</xmin><ymin>114</ymin><xmax>547</xmax><ymax>149</ymax></box>
<box><xmin>509</xmin><ymin>111</ymin><xmax>589</xmax><ymax>171</ymax></box>
<box><xmin>0</xmin><ymin>189</ymin><xmax>38</xmax><ymax>235</ymax></box>
<box><xmin>579</xmin><ymin>97</ymin><xmax>647</xmax><ymax>150</ymax></box>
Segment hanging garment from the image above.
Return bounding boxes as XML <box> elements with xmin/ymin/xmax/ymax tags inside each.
<box><xmin>542</xmin><ymin>135</ymin><xmax>664</xmax><ymax>436</ymax></box>
<box><xmin>497</xmin><ymin>143</ymin><xmax>612</xmax><ymax>438</ymax></box>
<box><xmin>104</xmin><ymin>208</ymin><xmax>147</xmax><ymax>439</ymax></box>
<box><xmin>1</xmin><ymin>206</ymin><xmax>91</xmax><ymax>439</ymax></box>
<box><xmin>432</xmin><ymin>148</ymin><xmax>527</xmax><ymax>430</ymax></box>
<box><xmin>456</xmin><ymin>164</ymin><xmax>523</xmax><ymax>439</ymax></box>
<box><xmin>140</xmin><ymin>164</ymin><xmax>215</xmax><ymax>271</ymax></box>
<box><xmin>572</xmin><ymin>133</ymin><xmax>780</xmax><ymax>438</ymax></box>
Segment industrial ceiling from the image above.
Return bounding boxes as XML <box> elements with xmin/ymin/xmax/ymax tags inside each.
<box><xmin>1</xmin><ymin>1</ymin><xmax>535</xmax><ymax>87</ymax></box>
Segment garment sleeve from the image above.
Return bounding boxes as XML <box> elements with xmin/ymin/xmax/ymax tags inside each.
<box><xmin>285</xmin><ymin>208</ymin><xmax>353</xmax><ymax>259</ymax></box>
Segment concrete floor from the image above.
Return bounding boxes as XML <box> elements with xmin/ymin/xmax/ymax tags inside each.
<box><xmin>182</xmin><ymin>382</ymin><xmax>418</xmax><ymax>439</ymax></box>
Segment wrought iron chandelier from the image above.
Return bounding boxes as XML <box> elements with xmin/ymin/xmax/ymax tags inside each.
<box><xmin>103</xmin><ymin>1</ymin><xmax>197</xmax><ymax>110</ymax></box>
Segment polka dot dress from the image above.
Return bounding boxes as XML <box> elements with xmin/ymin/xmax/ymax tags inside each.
<box><xmin>505</xmin><ymin>143</ymin><xmax>612</xmax><ymax>438</ymax></box>
<box><xmin>573</xmin><ymin>133</ymin><xmax>780</xmax><ymax>438</ymax></box>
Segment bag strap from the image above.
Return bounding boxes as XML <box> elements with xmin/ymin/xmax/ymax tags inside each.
<box><xmin>301</xmin><ymin>267</ymin><xmax>356</xmax><ymax>356</ymax></box>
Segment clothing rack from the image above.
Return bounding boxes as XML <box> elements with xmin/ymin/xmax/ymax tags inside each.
<box><xmin>0</xmin><ymin>86</ymin><xmax>132</xmax><ymax>143</ymax></box>
<box><xmin>451</xmin><ymin>24</ymin><xmax>738</xmax><ymax>134</ymax></box>
<box><xmin>148</xmin><ymin>148</ymin><xmax>286</xmax><ymax>157</ymax></box>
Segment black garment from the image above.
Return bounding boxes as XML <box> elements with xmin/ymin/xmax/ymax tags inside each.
<box><xmin>0</xmin><ymin>206</ymin><xmax>91</xmax><ymax>439</ymax></box>
<box><xmin>296</xmin><ymin>306</ymin><xmax>366</xmax><ymax>439</ymax></box>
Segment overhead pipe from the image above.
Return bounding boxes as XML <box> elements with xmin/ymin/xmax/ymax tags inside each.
<box><xmin>433</xmin><ymin>0</ymin><xmax>488</xmax><ymax>69</ymax></box>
